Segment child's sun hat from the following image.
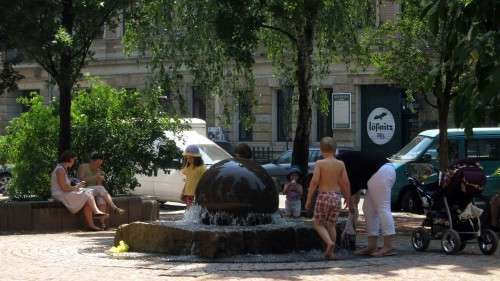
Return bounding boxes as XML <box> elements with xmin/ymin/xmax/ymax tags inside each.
<box><xmin>286</xmin><ymin>166</ymin><xmax>302</xmax><ymax>180</ymax></box>
<box><xmin>183</xmin><ymin>144</ymin><xmax>202</xmax><ymax>157</ymax></box>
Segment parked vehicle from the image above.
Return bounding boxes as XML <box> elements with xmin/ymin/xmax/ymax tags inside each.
<box><xmin>132</xmin><ymin>119</ymin><xmax>232</xmax><ymax>203</ymax></box>
<box><xmin>215</xmin><ymin>141</ymin><xmax>235</xmax><ymax>156</ymax></box>
<box><xmin>390</xmin><ymin>128</ymin><xmax>500</xmax><ymax>213</ymax></box>
<box><xmin>262</xmin><ymin>147</ymin><xmax>351</xmax><ymax>191</ymax></box>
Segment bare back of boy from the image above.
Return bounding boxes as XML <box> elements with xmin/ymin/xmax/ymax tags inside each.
<box><xmin>315</xmin><ymin>157</ymin><xmax>346</xmax><ymax>193</ymax></box>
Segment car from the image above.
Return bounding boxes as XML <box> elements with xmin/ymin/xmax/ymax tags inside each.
<box><xmin>0</xmin><ymin>164</ymin><xmax>12</xmax><ymax>194</ymax></box>
<box><xmin>215</xmin><ymin>141</ymin><xmax>235</xmax><ymax>156</ymax></box>
<box><xmin>389</xmin><ymin>128</ymin><xmax>500</xmax><ymax>213</ymax></box>
<box><xmin>132</xmin><ymin>119</ymin><xmax>232</xmax><ymax>203</ymax></box>
<box><xmin>262</xmin><ymin>147</ymin><xmax>352</xmax><ymax>191</ymax></box>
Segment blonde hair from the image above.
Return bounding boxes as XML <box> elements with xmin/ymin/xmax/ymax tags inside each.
<box><xmin>320</xmin><ymin>137</ymin><xmax>337</xmax><ymax>153</ymax></box>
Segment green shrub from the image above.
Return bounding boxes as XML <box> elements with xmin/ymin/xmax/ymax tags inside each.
<box><xmin>71</xmin><ymin>80</ymin><xmax>181</xmax><ymax>195</ymax></box>
<box><xmin>3</xmin><ymin>80</ymin><xmax>181</xmax><ymax>199</ymax></box>
<box><xmin>3</xmin><ymin>95</ymin><xmax>58</xmax><ymax>200</ymax></box>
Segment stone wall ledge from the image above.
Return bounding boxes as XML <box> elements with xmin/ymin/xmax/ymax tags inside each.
<box><xmin>0</xmin><ymin>196</ymin><xmax>159</xmax><ymax>233</ymax></box>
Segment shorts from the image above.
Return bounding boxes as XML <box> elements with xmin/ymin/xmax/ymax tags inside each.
<box><xmin>285</xmin><ymin>199</ymin><xmax>301</xmax><ymax>217</ymax></box>
<box><xmin>314</xmin><ymin>191</ymin><xmax>341</xmax><ymax>226</ymax></box>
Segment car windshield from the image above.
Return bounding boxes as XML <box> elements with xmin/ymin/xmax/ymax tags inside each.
<box><xmin>391</xmin><ymin>136</ymin><xmax>433</xmax><ymax>161</ymax></box>
<box><xmin>198</xmin><ymin>144</ymin><xmax>232</xmax><ymax>165</ymax></box>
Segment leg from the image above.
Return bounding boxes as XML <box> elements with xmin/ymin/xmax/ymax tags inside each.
<box><xmin>355</xmin><ymin>183</ymin><xmax>380</xmax><ymax>255</ymax></box>
<box><xmin>349</xmin><ymin>191</ymin><xmax>361</xmax><ymax>228</ymax></box>
<box><xmin>91</xmin><ymin>186</ymin><xmax>124</xmax><ymax>214</ymax></box>
<box><xmin>82</xmin><ymin>201</ymin><xmax>101</xmax><ymax>231</ymax></box>
<box><xmin>85</xmin><ymin>191</ymin><xmax>107</xmax><ymax>215</ymax></box>
<box><xmin>326</xmin><ymin>223</ymin><xmax>337</xmax><ymax>258</ymax></box>
<box><xmin>293</xmin><ymin>200</ymin><xmax>301</xmax><ymax>218</ymax></box>
<box><xmin>314</xmin><ymin>220</ymin><xmax>334</xmax><ymax>258</ymax></box>
<box><xmin>97</xmin><ymin>197</ymin><xmax>108</xmax><ymax>228</ymax></box>
<box><xmin>370</xmin><ymin>165</ymin><xmax>396</xmax><ymax>256</ymax></box>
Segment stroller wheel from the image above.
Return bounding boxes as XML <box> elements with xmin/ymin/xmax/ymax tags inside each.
<box><xmin>478</xmin><ymin>229</ymin><xmax>498</xmax><ymax>255</ymax></box>
<box><xmin>441</xmin><ymin>229</ymin><xmax>462</xmax><ymax>255</ymax></box>
<box><xmin>411</xmin><ymin>228</ymin><xmax>430</xmax><ymax>251</ymax></box>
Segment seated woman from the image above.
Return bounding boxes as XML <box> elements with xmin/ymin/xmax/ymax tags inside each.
<box><xmin>51</xmin><ymin>151</ymin><xmax>108</xmax><ymax>231</ymax></box>
<box><xmin>78</xmin><ymin>152</ymin><xmax>125</xmax><ymax>228</ymax></box>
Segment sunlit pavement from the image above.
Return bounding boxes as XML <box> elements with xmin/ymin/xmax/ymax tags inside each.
<box><xmin>1</xmin><ymin>197</ymin><xmax>498</xmax><ymax>281</ymax></box>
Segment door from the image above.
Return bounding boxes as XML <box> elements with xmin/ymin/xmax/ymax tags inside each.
<box><xmin>361</xmin><ymin>85</ymin><xmax>404</xmax><ymax>157</ymax></box>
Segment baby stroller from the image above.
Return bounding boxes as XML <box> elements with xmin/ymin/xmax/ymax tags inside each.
<box><xmin>410</xmin><ymin>159</ymin><xmax>498</xmax><ymax>255</ymax></box>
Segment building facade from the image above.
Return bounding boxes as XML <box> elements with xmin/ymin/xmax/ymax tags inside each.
<box><xmin>0</xmin><ymin>1</ymin><xmax>447</xmax><ymax>159</ymax></box>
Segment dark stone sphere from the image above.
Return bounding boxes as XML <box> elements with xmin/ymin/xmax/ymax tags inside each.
<box><xmin>195</xmin><ymin>158</ymin><xmax>279</xmax><ymax>216</ymax></box>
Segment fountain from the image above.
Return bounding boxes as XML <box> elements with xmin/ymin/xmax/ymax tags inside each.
<box><xmin>114</xmin><ymin>158</ymin><xmax>353</xmax><ymax>258</ymax></box>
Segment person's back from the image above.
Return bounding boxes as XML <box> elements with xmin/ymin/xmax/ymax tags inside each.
<box><xmin>315</xmin><ymin>157</ymin><xmax>346</xmax><ymax>193</ymax></box>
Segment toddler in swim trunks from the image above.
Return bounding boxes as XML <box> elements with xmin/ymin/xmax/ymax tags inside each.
<box><xmin>305</xmin><ymin>137</ymin><xmax>351</xmax><ymax>259</ymax></box>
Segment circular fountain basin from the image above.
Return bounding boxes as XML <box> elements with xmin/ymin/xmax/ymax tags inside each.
<box><xmin>114</xmin><ymin>215</ymin><xmax>352</xmax><ymax>258</ymax></box>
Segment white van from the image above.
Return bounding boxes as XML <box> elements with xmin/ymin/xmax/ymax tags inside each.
<box><xmin>132</xmin><ymin>119</ymin><xmax>232</xmax><ymax>203</ymax></box>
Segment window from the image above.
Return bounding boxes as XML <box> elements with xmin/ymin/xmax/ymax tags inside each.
<box><xmin>316</xmin><ymin>89</ymin><xmax>333</xmax><ymax>141</ymax></box>
<box><xmin>276</xmin><ymin>89</ymin><xmax>292</xmax><ymax>141</ymax></box>
<box><xmin>466</xmin><ymin>139</ymin><xmax>500</xmax><ymax>161</ymax></box>
<box><xmin>424</xmin><ymin>140</ymin><xmax>459</xmax><ymax>163</ymax></box>
<box><xmin>238</xmin><ymin>93</ymin><xmax>253</xmax><ymax>141</ymax></box>
<box><xmin>191</xmin><ymin>87</ymin><xmax>206</xmax><ymax>120</ymax></box>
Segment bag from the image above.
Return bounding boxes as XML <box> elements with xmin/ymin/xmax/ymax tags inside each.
<box><xmin>442</xmin><ymin>159</ymin><xmax>486</xmax><ymax>197</ymax></box>
<box><xmin>458</xmin><ymin>203</ymin><xmax>484</xmax><ymax>220</ymax></box>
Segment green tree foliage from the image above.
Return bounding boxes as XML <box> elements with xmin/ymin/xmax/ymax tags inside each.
<box><xmin>125</xmin><ymin>0</ymin><xmax>373</xmax><ymax>173</ymax></box>
<box><xmin>1</xmin><ymin>81</ymin><xmax>180</xmax><ymax>199</ymax></box>
<box><xmin>1</xmin><ymin>95</ymin><xmax>59</xmax><ymax>200</ymax></box>
<box><xmin>71</xmin><ymin>80</ymin><xmax>181</xmax><ymax>195</ymax></box>
<box><xmin>365</xmin><ymin>0</ymin><xmax>500</xmax><ymax>169</ymax></box>
<box><xmin>0</xmin><ymin>0</ymin><xmax>128</xmax><ymax>154</ymax></box>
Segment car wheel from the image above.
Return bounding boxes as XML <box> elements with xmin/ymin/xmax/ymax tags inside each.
<box><xmin>400</xmin><ymin>188</ymin><xmax>423</xmax><ymax>214</ymax></box>
<box><xmin>0</xmin><ymin>172</ymin><xmax>11</xmax><ymax>194</ymax></box>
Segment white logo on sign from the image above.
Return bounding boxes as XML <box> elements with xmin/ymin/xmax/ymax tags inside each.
<box><xmin>367</xmin><ymin>107</ymin><xmax>395</xmax><ymax>145</ymax></box>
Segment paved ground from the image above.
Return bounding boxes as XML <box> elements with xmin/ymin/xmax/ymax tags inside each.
<box><xmin>1</xmin><ymin>207</ymin><xmax>499</xmax><ymax>281</ymax></box>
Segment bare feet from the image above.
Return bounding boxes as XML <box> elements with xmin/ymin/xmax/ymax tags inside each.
<box><xmin>87</xmin><ymin>225</ymin><xmax>102</xmax><ymax>231</ymax></box>
<box><xmin>325</xmin><ymin>243</ymin><xmax>334</xmax><ymax>259</ymax></box>
<box><xmin>355</xmin><ymin>247</ymin><xmax>377</xmax><ymax>256</ymax></box>
<box><xmin>371</xmin><ymin>247</ymin><xmax>396</xmax><ymax>257</ymax></box>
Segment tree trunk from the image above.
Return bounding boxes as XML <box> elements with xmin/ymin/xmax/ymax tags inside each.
<box><xmin>58</xmin><ymin>0</ymin><xmax>74</xmax><ymax>155</ymax></box>
<box><xmin>58</xmin><ymin>83</ymin><xmax>72</xmax><ymax>155</ymax></box>
<box><xmin>291</xmin><ymin>12</ymin><xmax>316</xmax><ymax>176</ymax></box>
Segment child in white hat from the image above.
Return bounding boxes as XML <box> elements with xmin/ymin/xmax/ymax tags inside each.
<box><xmin>181</xmin><ymin>145</ymin><xmax>206</xmax><ymax>207</ymax></box>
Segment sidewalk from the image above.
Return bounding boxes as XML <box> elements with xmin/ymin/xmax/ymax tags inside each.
<box><xmin>0</xmin><ymin>211</ymin><xmax>498</xmax><ymax>281</ymax></box>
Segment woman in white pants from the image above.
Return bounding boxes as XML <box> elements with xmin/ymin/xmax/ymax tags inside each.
<box><xmin>362</xmin><ymin>163</ymin><xmax>396</xmax><ymax>256</ymax></box>
<box><xmin>336</xmin><ymin>151</ymin><xmax>396</xmax><ymax>257</ymax></box>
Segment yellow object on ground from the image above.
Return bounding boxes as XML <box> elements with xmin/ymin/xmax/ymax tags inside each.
<box><xmin>110</xmin><ymin>240</ymin><xmax>129</xmax><ymax>253</ymax></box>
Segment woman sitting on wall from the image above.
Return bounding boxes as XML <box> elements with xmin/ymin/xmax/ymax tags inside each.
<box><xmin>50</xmin><ymin>150</ymin><xmax>108</xmax><ymax>231</ymax></box>
<box><xmin>78</xmin><ymin>152</ymin><xmax>125</xmax><ymax>229</ymax></box>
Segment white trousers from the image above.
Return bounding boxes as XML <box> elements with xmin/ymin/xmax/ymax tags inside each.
<box><xmin>363</xmin><ymin>163</ymin><xmax>396</xmax><ymax>236</ymax></box>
